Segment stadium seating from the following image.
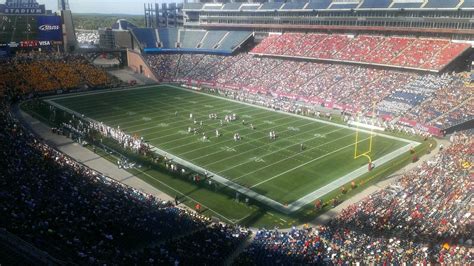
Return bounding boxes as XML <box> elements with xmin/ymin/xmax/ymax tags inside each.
<box><xmin>329</xmin><ymin>2</ymin><xmax>359</xmax><ymax>9</ymax></box>
<box><xmin>423</xmin><ymin>0</ymin><xmax>460</xmax><ymax>8</ymax></box>
<box><xmin>251</xmin><ymin>33</ymin><xmax>470</xmax><ymax>71</ymax></box>
<box><xmin>259</xmin><ymin>2</ymin><xmax>283</xmax><ymax>10</ymax></box>
<box><xmin>200</xmin><ymin>30</ymin><xmax>228</xmax><ymax>49</ymax></box>
<box><xmin>0</xmin><ymin>54</ymin><xmax>118</xmax><ymax>97</ymax></box>
<box><xmin>158</xmin><ymin>28</ymin><xmax>179</xmax><ymax>48</ymax></box>
<box><xmin>133</xmin><ymin>29</ymin><xmax>251</xmax><ymax>53</ymax></box>
<box><xmin>460</xmin><ymin>0</ymin><xmax>474</xmax><ymax>8</ymax></box>
<box><xmin>282</xmin><ymin>2</ymin><xmax>307</xmax><ymax>10</ymax></box>
<box><xmin>406</xmin><ymin>83</ymin><xmax>473</xmax><ymax>125</ymax></box>
<box><xmin>359</xmin><ymin>0</ymin><xmax>392</xmax><ymax>8</ymax></box>
<box><xmin>217</xmin><ymin>31</ymin><xmax>252</xmax><ymax>51</ymax></box>
<box><xmin>283</xmin><ymin>33</ymin><xmax>327</xmax><ymax>57</ymax></box>
<box><xmin>307</xmin><ymin>34</ymin><xmax>351</xmax><ymax>58</ymax></box>
<box><xmin>1</xmin><ymin>47</ymin><xmax>473</xmax><ymax>264</ymax></box>
<box><xmin>203</xmin><ymin>4</ymin><xmax>222</xmax><ymax>10</ymax></box>
<box><xmin>390</xmin><ymin>38</ymin><xmax>449</xmax><ymax>68</ymax></box>
<box><xmin>433</xmin><ymin>97</ymin><xmax>474</xmax><ymax>128</ymax></box>
<box><xmin>334</xmin><ymin>35</ymin><xmax>384</xmax><ymax>61</ymax></box>
<box><xmin>305</xmin><ymin>0</ymin><xmax>332</xmax><ymax>9</ymax></box>
<box><xmin>179</xmin><ymin>30</ymin><xmax>206</xmax><ymax>48</ymax></box>
<box><xmin>391</xmin><ymin>2</ymin><xmax>423</xmax><ymax>8</ymax></box>
<box><xmin>240</xmin><ymin>4</ymin><xmax>260</xmax><ymax>10</ymax></box>
<box><xmin>421</xmin><ymin>42</ymin><xmax>470</xmax><ymax>70</ymax></box>
<box><xmin>144</xmin><ymin>51</ymin><xmax>474</xmax><ymax>125</ymax></box>
<box><xmin>2</xmin><ymin>94</ymin><xmax>471</xmax><ymax>264</ymax></box>
<box><xmin>363</xmin><ymin>36</ymin><xmax>411</xmax><ymax>64</ymax></box>
<box><xmin>182</xmin><ymin>2</ymin><xmax>203</xmax><ymax>10</ymax></box>
<box><xmin>131</xmin><ymin>28</ymin><xmax>159</xmax><ymax>48</ymax></box>
<box><xmin>222</xmin><ymin>2</ymin><xmax>241</xmax><ymax>10</ymax></box>
<box><xmin>175</xmin><ymin>54</ymin><xmax>205</xmax><ymax>77</ymax></box>
<box><xmin>111</xmin><ymin>19</ymin><xmax>137</xmax><ymax>31</ymax></box>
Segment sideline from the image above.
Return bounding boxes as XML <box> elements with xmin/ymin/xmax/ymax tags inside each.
<box><xmin>15</xmin><ymin>105</ymin><xmax>247</xmax><ymax>224</ymax></box>
<box><xmin>44</xmin><ymin>85</ymin><xmax>421</xmax><ymax>214</ymax></box>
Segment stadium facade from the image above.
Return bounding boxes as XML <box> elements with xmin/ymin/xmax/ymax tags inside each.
<box><xmin>182</xmin><ymin>0</ymin><xmax>474</xmax><ymax>39</ymax></box>
<box><xmin>125</xmin><ymin>1</ymin><xmax>473</xmax><ymax>74</ymax></box>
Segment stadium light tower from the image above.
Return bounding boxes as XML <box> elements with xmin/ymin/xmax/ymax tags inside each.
<box><xmin>58</xmin><ymin>0</ymin><xmax>70</xmax><ymax>10</ymax></box>
<box><xmin>57</xmin><ymin>0</ymin><xmax>77</xmax><ymax>52</ymax></box>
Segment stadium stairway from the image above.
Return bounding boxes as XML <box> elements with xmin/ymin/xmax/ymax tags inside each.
<box><xmin>428</xmin><ymin>96</ymin><xmax>473</xmax><ymax>124</ymax></box>
<box><xmin>173</xmin><ymin>54</ymin><xmax>183</xmax><ymax>79</ymax></box>
<box><xmin>127</xmin><ymin>225</ymin><xmax>211</xmax><ymax>255</ymax></box>
<box><xmin>386</xmin><ymin>39</ymin><xmax>417</xmax><ymax>66</ymax></box>
<box><xmin>215</xmin><ymin>31</ymin><xmax>231</xmax><ymax>49</ymax></box>
<box><xmin>224</xmin><ymin>233</ymin><xmax>255</xmax><ymax>266</ymax></box>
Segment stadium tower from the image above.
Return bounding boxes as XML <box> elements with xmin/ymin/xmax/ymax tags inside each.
<box><xmin>58</xmin><ymin>0</ymin><xmax>69</xmax><ymax>10</ymax></box>
<box><xmin>58</xmin><ymin>0</ymin><xmax>77</xmax><ymax>52</ymax></box>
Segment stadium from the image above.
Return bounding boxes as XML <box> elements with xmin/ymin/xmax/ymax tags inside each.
<box><xmin>0</xmin><ymin>0</ymin><xmax>472</xmax><ymax>264</ymax></box>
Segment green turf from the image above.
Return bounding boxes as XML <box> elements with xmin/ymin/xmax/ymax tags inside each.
<box><xmin>50</xmin><ymin>85</ymin><xmax>407</xmax><ymax>206</ymax></box>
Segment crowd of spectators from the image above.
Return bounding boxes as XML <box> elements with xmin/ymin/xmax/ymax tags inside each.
<box><xmin>145</xmin><ymin>52</ymin><xmax>473</xmax><ymax>130</ymax></box>
<box><xmin>376</xmin><ymin>73</ymin><xmax>456</xmax><ymax>116</ymax></box>
<box><xmin>251</xmin><ymin>33</ymin><xmax>470</xmax><ymax>71</ymax></box>
<box><xmin>76</xmin><ymin>31</ymin><xmax>100</xmax><ymax>47</ymax></box>
<box><xmin>433</xmin><ymin>97</ymin><xmax>474</xmax><ymax>128</ymax></box>
<box><xmin>0</xmin><ymin>52</ymin><xmax>119</xmax><ymax>98</ymax></box>
<box><xmin>405</xmin><ymin>78</ymin><xmax>473</xmax><ymax>126</ymax></box>
<box><xmin>1</xmin><ymin>48</ymin><xmax>472</xmax><ymax>264</ymax></box>
<box><xmin>235</xmin><ymin>132</ymin><xmax>473</xmax><ymax>264</ymax></box>
<box><xmin>0</xmin><ymin>99</ymin><xmax>251</xmax><ymax>264</ymax></box>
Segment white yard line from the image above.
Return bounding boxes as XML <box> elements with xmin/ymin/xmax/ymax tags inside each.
<box><xmin>250</xmin><ymin>136</ymin><xmax>372</xmax><ymax>188</ymax></box>
<box><xmin>45</xmin><ymin>85</ymin><xmax>421</xmax><ymax>214</ymax></box>
<box><xmin>148</xmin><ymin>111</ymin><xmax>289</xmax><ymax>147</ymax></box>
<box><xmin>166</xmin><ymin>85</ymin><xmax>414</xmax><ymax>144</ymax></box>
<box><xmin>189</xmin><ymin>122</ymin><xmax>333</xmax><ymax>162</ymax></box>
<box><xmin>123</xmin><ymin>104</ymin><xmax>266</xmax><ymax>135</ymax></box>
<box><xmin>212</xmin><ymin>127</ymin><xmax>347</xmax><ymax>174</ymax></box>
<box><xmin>230</xmin><ymin>131</ymin><xmax>357</xmax><ymax>182</ymax></box>
<box><xmin>171</xmin><ymin>118</ymin><xmax>327</xmax><ymax>157</ymax></box>
<box><xmin>136</xmin><ymin>169</ymin><xmax>243</xmax><ymax>224</ymax></box>
<box><xmin>285</xmin><ymin>142</ymin><xmax>415</xmax><ymax>212</ymax></box>
<box><xmin>83</xmin><ymin>93</ymin><xmax>254</xmax><ymax>127</ymax></box>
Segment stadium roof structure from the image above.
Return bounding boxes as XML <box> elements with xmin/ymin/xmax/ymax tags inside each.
<box><xmin>130</xmin><ymin>27</ymin><xmax>253</xmax><ymax>55</ymax></box>
<box><xmin>183</xmin><ymin>0</ymin><xmax>473</xmax><ymax>11</ymax></box>
<box><xmin>111</xmin><ymin>19</ymin><xmax>137</xmax><ymax>31</ymax></box>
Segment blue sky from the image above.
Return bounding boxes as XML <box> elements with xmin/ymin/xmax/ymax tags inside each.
<box><xmin>38</xmin><ymin>0</ymin><xmax>178</xmax><ymax>15</ymax></box>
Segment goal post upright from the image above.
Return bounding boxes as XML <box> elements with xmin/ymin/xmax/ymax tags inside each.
<box><xmin>353</xmin><ymin>102</ymin><xmax>376</xmax><ymax>163</ymax></box>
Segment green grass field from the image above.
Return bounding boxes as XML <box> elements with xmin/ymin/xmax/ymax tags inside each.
<box><xmin>48</xmin><ymin>85</ymin><xmax>413</xmax><ymax>211</ymax></box>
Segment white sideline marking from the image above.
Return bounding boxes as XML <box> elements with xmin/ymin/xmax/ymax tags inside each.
<box><xmin>229</xmin><ymin>131</ymin><xmax>356</xmax><ymax>181</ymax></box>
<box><xmin>181</xmin><ymin>119</ymin><xmax>331</xmax><ymax>160</ymax></box>
<box><xmin>210</xmin><ymin>127</ymin><xmax>345</xmax><ymax>172</ymax></box>
<box><xmin>45</xmin><ymin>85</ymin><xmax>421</xmax><ymax>214</ymax></box>
<box><xmin>250</xmin><ymin>136</ymin><xmax>371</xmax><ymax>188</ymax></box>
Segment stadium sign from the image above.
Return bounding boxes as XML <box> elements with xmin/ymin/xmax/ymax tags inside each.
<box><xmin>39</xmin><ymin>24</ymin><xmax>60</xmax><ymax>31</ymax></box>
<box><xmin>3</xmin><ymin>7</ymin><xmax>45</xmax><ymax>14</ymax></box>
<box><xmin>37</xmin><ymin>16</ymin><xmax>63</xmax><ymax>41</ymax></box>
<box><xmin>0</xmin><ymin>0</ymin><xmax>46</xmax><ymax>14</ymax></box>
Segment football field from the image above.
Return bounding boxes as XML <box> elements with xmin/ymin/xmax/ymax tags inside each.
<box><xmin>48</xmin><ymin>85</ymin><xmax>415</xmax><ymax>212</ymax></box>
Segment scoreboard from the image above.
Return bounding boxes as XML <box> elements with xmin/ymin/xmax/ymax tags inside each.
<box><xmin>0</xmin><ymin>14</ymin><xmax>62</xmax><ymax>48</ymax></box>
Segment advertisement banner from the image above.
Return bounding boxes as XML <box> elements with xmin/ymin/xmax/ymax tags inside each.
<box><xmin>37</xmin><ymin>16</ymin><xmax>62</xmax><ymax>41</ymax></box>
